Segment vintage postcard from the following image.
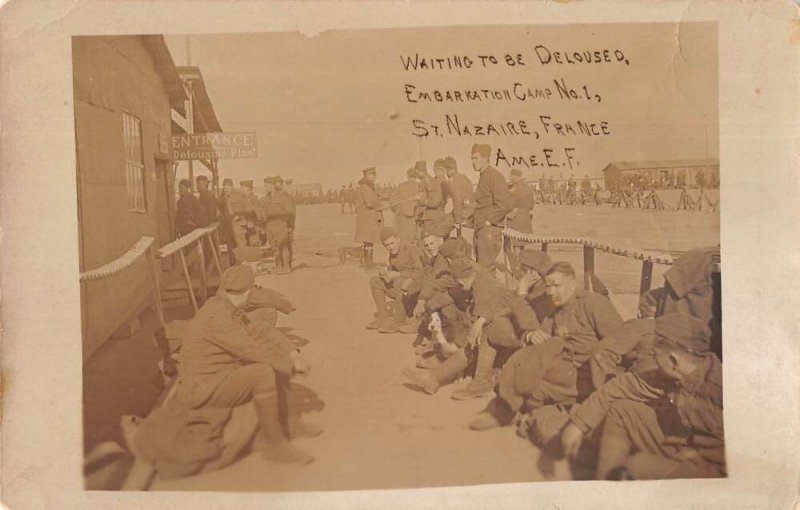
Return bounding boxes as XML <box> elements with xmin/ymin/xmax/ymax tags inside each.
<box><xmin>1</xmin><ymin>1</ymin><xmax>798</xmax><ymax>509</ymax></box>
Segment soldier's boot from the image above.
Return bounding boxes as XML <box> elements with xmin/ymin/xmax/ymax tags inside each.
<box><xmin>398</xmin><ymin>317</ymin><xmax>420</xmax><ymax>335</ymax></box>
<box><xmin>415</xmin><ymin>355</ymin><xmax>441</xmax><ymax>369</ymax></box>
<box><xmin>253</xmin><ymin>392</ymin><xmax>314</xmax><ymax>465</ymax></box>
<box><xmin>379</xmin><ymin>301</ymin><xmax>406</xmax><ymax>334</ymax></box>
<box><xmin>363</xmin><ymin>246</ymin><xmax>375</xmax><ymax>270</ymax></box>
<box><xmin>281</xmin><ymin>246</ymin><xmax>292</xmax><ymax>273</ymax></box>
<box><xmin>451</xmin><ymin>343</ymin><xmax>498</xmax><ymax>400</ymax></box>
<box><xmin>286</xmin><ymin>416</ymin><xmax>324</xmax><ymax>439</ymax></box>
<box><xmin>366</xmin><ymin>314</ymin><xmax>391</xmax><ymax>330</ymax></box>
<box><xmin>404</xmin><ymin>350</ymin><xmax>468</xmax><ymax>395</ymax></box>
<box><xmin>468</xmin><ymin>397</ymin><xmax>516</xmax><ymax>431</ymax></box>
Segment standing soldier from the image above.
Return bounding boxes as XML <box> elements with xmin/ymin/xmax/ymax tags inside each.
<box><xmin>416</xmin><ymin>159</ymin><xmax>452</xmax><ymax>239</ymax></box>
<box><xmin>196</xmin><ymin>175</ymin><xmax>218</xmax><ymax>225</ymax></box>
<box><xmin>354</xmin><ymin>167</ymin><xmax>386</xmax><ymax>269</ymax></box>
<box><xmin>269</xmin><ymin>176</ymin><xmax>296</xmax><ymax>274</ymax></box>
<box><xmin>506</xmin><ymin>168</ymin><xmax>535</xmax><ymax>278</ymax></box>
<box><xmin>389</xmin><ymin>167</ymin><xmax>420</xmax><ymax>244</ymax></box>
<box><xmin>229</xmin><ymin>180</ymin><xmax>260</xmax><ymax>248</ymax></box>
<box><xmin>339</xmin><ymin>185</ymin><xmax>347</xmax><ymax>214</ymax></box>
<box><xmin>471</xmin><ymin>143</ymin><xmax>513</xmax><ymax>271</ymax></box>
<box><xmin>175</xmin><ymin>179</ymin><xmax>207</xmax><ymax>237</ymax></box>
<box><xmin>218</xmin><ymin>178</ymin><xmax>237</xmax><ymax>264</ymax></box>
<box><xmin>445</xmin><ymin>155</ymin><xmax>475</xmax><ymax>243</ymax></box>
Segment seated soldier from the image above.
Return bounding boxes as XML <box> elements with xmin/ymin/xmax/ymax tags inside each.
<box><xmin>399</xmin><ymin>231</ymin><xmax>449</xmax><ymax>334</ymax></box>
<box><xmin>469</xmin><ymin>261</ymin><xmax>623</xmax><ymax>430</ymax></box>
<box><xmin>403</xmin><ymin>258</ymin><xmax>514</xmax><ymax>396</ymax></box>
<box><xmin>366</xmin><ymin>226</ymin><xmax>424</xmax><ymax>333</ymax></box>
<box><xmin>451</xmin><ymin>249</ymin><xmax>553</xmax><ymax>400</ymax></box>
<box><xmin>589</xmin><ymin>287</ymin><xmax>663</xmax><ymax>390</ymax></box>
<box><xmin>410</xmin><ymin>237</ymin><xmax>472</xmax><ymax>357</ymax></box>
<box><xmin>175</xmin><ymin>265</ymin><xmax>318</xmax><ymax>465</ymax></box>
<box><xmin>561</xmin><ymin>313</ymin><xmax>723</xmax><ymax>480</ymax></box>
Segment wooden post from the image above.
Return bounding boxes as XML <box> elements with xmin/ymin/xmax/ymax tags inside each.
<box><xmin>583</xmin><ymin>245</ymin><xmax>595</xmax><ymax>291</ymax></box>
<box><xmin>502</xmin><ymin>235</ymin><xmax>512</xmax><ymax>287</ymax></box>
<box><xmin>208</xmin><ymin>230</ymin><xmax>224</xmax><ymax>276</ymax></box>
<box><xmin>541</xmin><ymin>242</ymin><xmax>549</xmax><ymax>253</ymax></box>
<box><xmin>145</xmin><ymin>246</ymin><xmax>165</xmax><ymax>327</ymax></box>
<box><xmin>197</xmin><ymin>239</ymin><xmax>208</xmax><ymax>305</ymax></box>
<box><xmin>178</xmin><ymin>248</ymin><xmax>198</xmax><ymax>312</ymax></box>
<box><xmin>640</xmin><ymin>259</ymin><xmax>654</xmax><ymax>295</ymax></box>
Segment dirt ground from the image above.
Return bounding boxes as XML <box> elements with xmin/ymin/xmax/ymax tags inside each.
<box><xmin>140</xmin><ymin>202</ymin><xmax>719</xmax><ymax>492</ymax></box>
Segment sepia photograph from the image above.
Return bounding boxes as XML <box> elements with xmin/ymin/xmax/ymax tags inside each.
<box><xmin>74</xmin><ymin>23</ymin><xmax>725</xmax><ymax>492</ymax></box>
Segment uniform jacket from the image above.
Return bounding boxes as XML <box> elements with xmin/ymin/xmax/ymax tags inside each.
<box><xmin>470</xmin><ymin>266</ymin><xmax>517</xmax><ymax>321</ymax></box>
<box><xmin>388</xmin><ymin>242</ymin><xmax>424</xmax><ymax>280</ymax></box>
<box><xmin>354</xmin><ymin>178</ymin><xmax>385</xmax><ymax>243</ymax></box>
<box><xmin>590</xmin><ymin>318</ymin><xmax>656</xmax><ymax>390</ymax></box>
<box><xmin>408</xmin><ymin>252</ymin><xmax>452</xmax><ymax>300</ymax></box>
<box><xmin>390</xmin><ymin>179</ymin><xmax>420</xmax><ymax>218</ymax></box>
<box><xmin>198</xmin><ymin>190</ymin><xmax>219</xmax><ymax>224</ymax></box>
<box><xmin>539</xmin><ymin>290</ymin><xmax>624</xmax><ymax>365</ymax></box>
<box><xmin>227</xmin><ymin>190</ymin><xmax>259</xmax><ymax>217</ymax></box>
<box><xmin>419</xmin><ymin>176</ymin><xmax>447</xmax><ymax>221</ymax></box>
<box><xmin>570</xmin><ymin>353</ymin><xmax>724</xmax><ymax>446</ymax></box>
<box><xmin>474</xmin><ymin>166</ymin><xmax>513</xmax><ymax>227</ymax></box>
<box><xmin>176</xmin><ymin>194</ymin><xmax>208</xmax><ymax>237</ymax></box>
<box><xmin>178</xmin><ymin>295</ymin><xmax>296</xmax><ymax>408</ymax></box>
<box><xmin>507</xmin><ymin>181</ymin><xmax>534</xmax><ymax>233</ymax></box>
<box><xmin>448</xmin><ymin>172</ymin><xmax>476</xmax><ymax>225</ymax></box>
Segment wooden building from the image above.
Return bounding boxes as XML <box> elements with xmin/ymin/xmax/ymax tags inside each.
<box><xmin>74</xmin><ymin>36</ymin><xmax>220</xmax><ymax>359</ymax></box>
<box><xmin>602</xmin><ymin>159</ymin><xmax>720</xmax><ymax>190</ymax></box>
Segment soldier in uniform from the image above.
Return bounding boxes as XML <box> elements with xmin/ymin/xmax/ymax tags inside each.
<box><xmin>261</xmin><ymin>176</ymin><xmax>296</xmax><ymax>274</ymax></box>
<box><xmin>365</xmin><ymin>226</ymin><xmax>423</xmax><ymax>332</ymax></box>
<box><xmin>403</xmin><ymin>257</ymin><xmax>514</xmax><ymax>396</ymax></box>
<box><xmin>354</xmin><ymin>167</ymin><xmax>386</xmax><ymax>269</ymax></box>
<box><xmin>469</xmin><ymin>261</ymin><xmax>623</xmax><ymax>430</ymax></box>
<box><xmin>389</xmin><ymin>167</ymin><xmax>420</xmax><ymax>244</ymax></box>
<box><xmin>445</xmin><ymin>156</ymin><xmax>475</xmax><ymax>242</ymax></box>
<box><xmin>218</xmin><ymin>178</ymin><xmax>237</xmax><ymax>264</ymax></box>
<box><xmin>471</xmin><ymin>143</ymin><xmax>513</xmax><ymax>270</ymax></box>
<box><xmin>228</xmin><ymin>180</ymin><xmax>260</xmax><ymax>254</ymax></box>
<box><xmin>175</xmin><ymin>265</ymin><xmax>317</xmax><ymax>465</ymax></box>
<box><xmin>415</xmin><ymin>159</ymin><xmax>452</xmax><ymax>239</ymax></box>
<box><xmin>450</xmin><ymin>249</ymin><xmax>553</xmax><ymax>401</ymax></box>
<box><xmin>506</xmin><ymin>168</ymin><xmax>535</xmax><ymax>278</ymax></box>
<box><xmin>561</xmin><ymin>313</ymin><xmax>723</xmax><ymax>480</ymax></box>
<box><xmin>175</xmin><ymin>179</ymin><xmax>207</xmax><ymax>237</ymax></box>
<box><xmin>196</xmin><ymin>175</ymin><xmax>219</xmax><ymax>225</ymax></box>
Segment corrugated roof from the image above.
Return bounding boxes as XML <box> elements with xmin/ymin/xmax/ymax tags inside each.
<box><xmin>141</xmin><ymin>35</ymin><xmax>187</xmax><ymax>116</ymax></box>
<box><xmin>176</xmin><ymin>66</ymin><xmax>223</xmax><ymax>133</ymax></box>
<box><xmin>602</xmin><ymin>159</ymin><xmax>719</xmax><ymax>172</ymax></box>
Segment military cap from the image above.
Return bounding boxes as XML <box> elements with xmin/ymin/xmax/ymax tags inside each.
<box><xmin>510</xmin><ymin>168</ymin><xmax>523</xmax><ymax>177</ymax></box>
<box><xmin>196</xmin><ymin>175</ymin><xmax>209</xmax><ymax>182</ymax></box>
<box><xmin>240</xmin><ymin>180</ymin><xmax>254</xmax><ymax>187</ymax></box>
<box><xmin>439</xmin><ymin>238</ymin><xmax>464</xmax><ymax>259</ymax></box>
<box><xmin>221</xmin><ymin>264</ymin><xmax>255</xmax><ymax>293</ymax></box>
<box><xmin>471</xmin><ymin>143</ymin><xmax>491</xmax><ymax>157</ymax></box>
<box><xmin>654</xmin><ymin>313</ymin><xmax>710</xmax><ymax>354</ymax></box>
<box><xmin>273</xmin><ymin>175</ymin><xmax>284</xmax><ymax>184</ymax></box>
<box><xmin>406</xmin><ymin>167</ymin><xmax>418</xmax><ymax>178</ymax></box>
<box><xmin>433</xmin><ymin>158</ymin><xmax>447</xmax><ymax>170</ymax></box>
<box><xmin>449</xmin><ymin>258</ymin><xmax>476</xmax><ymax>279</ymax></box>
<box><xmin>178</xmin><ymin>179</ymin><xmax>192</xmax><ymax>188</ymax></box>
<box><xmin>263</xmin><ymin>177</ymin><xmax>271</xmax><ymax>183</ymax></box>
<box><xmin>518</xmin><ymin>249</ymin><xmax>552</xmax><ymax>274</ymax></box>
<box><xmin>222</xmin><ymin>178</ymin><xmax>233</xmax><ymax>186</ymax></box>
<box><xmin>362</xmin><ymin>167</ymin><xmax>377</xmax><ymax>175</ymax></box>
<box><xmin>443</xmin><ymin>156</ymin><xmax>457</xmax><ymax>170</ymax></box>
<box><xmin>380</xmin><ymin>226</ymin><xmax>398</xmax><ymax>242</ymax></box>
<box><xmin>414</xmin><ymin>161</ymin><xmax>427</xmax><ymax>172</ymax></box>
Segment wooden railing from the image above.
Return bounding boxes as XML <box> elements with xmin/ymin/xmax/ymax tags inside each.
<box><xmin>502</xmin><ymin>228</ymin><xmax>676</xmax><ymax>294</ymax></box>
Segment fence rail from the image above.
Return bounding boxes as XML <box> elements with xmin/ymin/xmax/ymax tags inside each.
<box><xmin>502</xmin><ymin>228</ymin><xmax>676</xmax><ymax>295</ymax></box>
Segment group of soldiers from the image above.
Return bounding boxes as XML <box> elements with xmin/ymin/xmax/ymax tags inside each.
<box><xmin>366</xmin><ymin>197</ymin><xmax>723</xmax><ymax>479</ymax></box>
<box><xmin>176</xmin><ymin>175</ymin><xmax>297</xmax><ymax>274</ymax></box>
<box><xmin>353</xmin><ymin>143</ymin><xmax>536</xmax><ymax>272</ymax></box>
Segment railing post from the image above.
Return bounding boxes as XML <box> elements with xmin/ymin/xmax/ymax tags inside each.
<box><xmin>640</xmin><ymin>259</ymin><xmax>654</xmax><ymax>294</ymax></box>
<box><xmin>541</xmin><ymin>242</ymin><xmax>549</xmax><ymax>253</ymax></box>
<box><xmin>583</xmin><ymin>245</ymin><xmax>595</xmax><ymax>291</ymax></box>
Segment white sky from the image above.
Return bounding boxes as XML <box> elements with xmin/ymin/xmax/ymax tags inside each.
<box><xmin>165</xmin><ymin>23</ymin><xmax>718</xmax><ymax>189</ymax></box>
